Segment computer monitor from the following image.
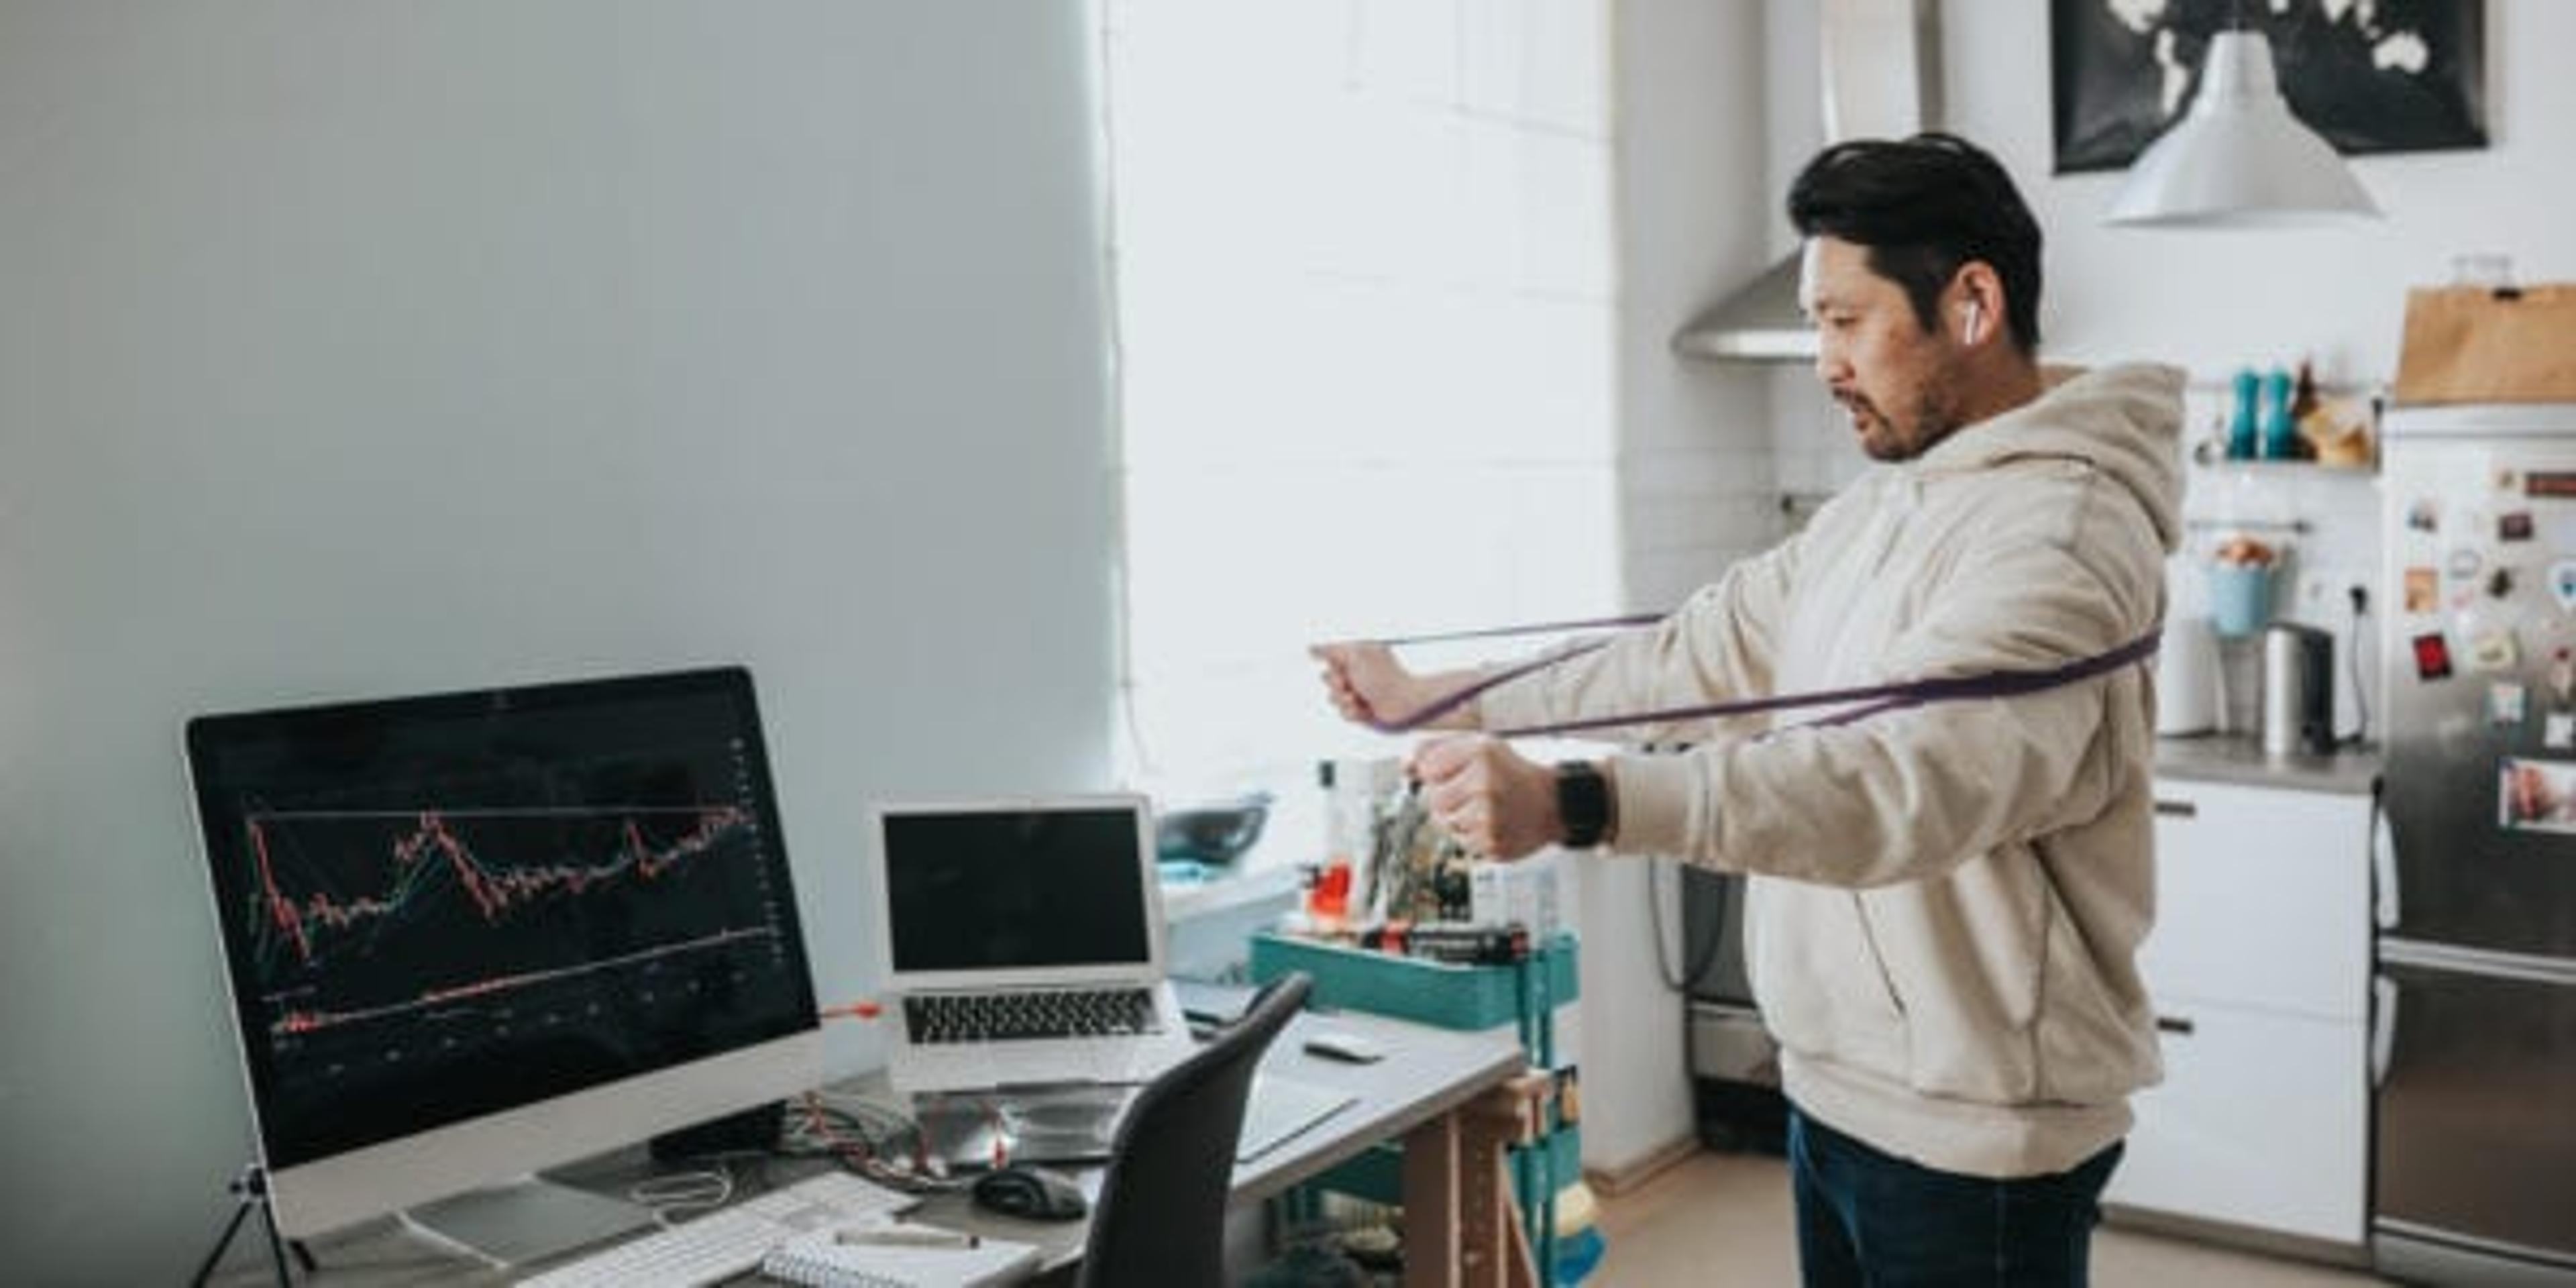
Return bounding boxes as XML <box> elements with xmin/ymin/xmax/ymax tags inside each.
<box><xmin>184</xmin><ymin>665</ymin><xmax>822</xmax><ymax>1263</ymax></box>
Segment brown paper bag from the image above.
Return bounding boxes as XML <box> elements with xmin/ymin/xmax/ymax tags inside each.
<box><xmin>2394</xmin><ymin>284</ymin><xmax>2576</xmax><ymax>405</ymax></box>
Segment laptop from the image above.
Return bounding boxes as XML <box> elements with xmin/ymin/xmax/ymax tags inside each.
<box><xmin>873</xmin><ymin>796</ymin><xmax>1198</xmax><ymax>1096</ymax></box>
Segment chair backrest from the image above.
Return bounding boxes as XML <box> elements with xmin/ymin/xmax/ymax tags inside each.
<box><xmin>1075</xmin><ymin>971</ymin><xmax>1311</xmax><ymax>1288</ymax></box>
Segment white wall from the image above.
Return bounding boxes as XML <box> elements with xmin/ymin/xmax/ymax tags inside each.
<box><xmin>0</xmin><ymin>5</ymin><xmax>1117</xmax><ymax>1283</ymax></box>
<box><xmin>1594</xmin><ymin>0</ymin><xmax>1778</xmax><ymax>1179</ymax></box>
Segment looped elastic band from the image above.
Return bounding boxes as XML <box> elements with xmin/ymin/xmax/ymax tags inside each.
<box><xmin>1359</xmin><ymin>615</ymin><xmax>2163</xmax><ymax>739</ymax></box>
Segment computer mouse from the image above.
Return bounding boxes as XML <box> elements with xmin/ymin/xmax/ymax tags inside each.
<box><xmin>971</xmin><ymin>1163</ymin><xmax>1089</xmax><ymax>1222</ymax></box>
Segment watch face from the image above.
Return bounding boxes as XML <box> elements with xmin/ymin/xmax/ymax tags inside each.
<box><xmin>1555</xmin><ymin>761</ymin><xmax>1608</xmax><ymax>847</ymax></box>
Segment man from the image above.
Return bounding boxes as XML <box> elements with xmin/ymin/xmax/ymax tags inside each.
<box><xmin>1313</xmin><ymin>133</ymin><xmax>2181</xmax><ymax>1287</ymax></box>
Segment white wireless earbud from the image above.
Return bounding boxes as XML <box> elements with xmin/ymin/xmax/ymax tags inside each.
<box><xmin>1960</xmin><ymin>300</ymin><xmax>1984</xmax><ymax>345</ymax></box>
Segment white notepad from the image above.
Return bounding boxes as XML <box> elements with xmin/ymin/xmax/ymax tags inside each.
<box><xmin>757</xmin><ymin>1225</ymin><xmax>1040</xmax><ymax>1288</ymax></box>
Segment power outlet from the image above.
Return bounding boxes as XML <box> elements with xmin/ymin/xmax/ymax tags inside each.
<box><xmin>2295</xmin><ymin>567</ymin><xmax>2367</xmax><ymax>619</ymax></box>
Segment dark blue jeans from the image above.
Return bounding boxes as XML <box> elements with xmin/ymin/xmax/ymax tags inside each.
<box><xmin>1788</xmin><ymin>1104</ymin><xmax>2123</xmax><ymax>1288</ymax></box>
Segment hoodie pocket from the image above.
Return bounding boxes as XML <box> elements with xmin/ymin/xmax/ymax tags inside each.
<box><xmin>1750</xmin><ymin>881</ymin><xmax>1911</xmax><ymax>1079</ymax></box>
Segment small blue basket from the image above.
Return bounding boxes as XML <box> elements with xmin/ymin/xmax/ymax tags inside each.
<box><xmin>2207</xmin><ymin>563</ymin><xmax>2275</xmax><ymax>637</ymax></box>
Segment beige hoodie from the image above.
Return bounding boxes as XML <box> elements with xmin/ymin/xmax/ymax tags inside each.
<box><xmin>1481</xmin><ymin>363</ymin><xmax>2185</xmax><ymax>1179</ymax></box>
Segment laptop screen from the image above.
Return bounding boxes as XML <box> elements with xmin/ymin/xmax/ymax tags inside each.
<box><xmin>882</xmin><ymin>803</ymin><xmax>1155</xmax><ymax>975</ymax></box>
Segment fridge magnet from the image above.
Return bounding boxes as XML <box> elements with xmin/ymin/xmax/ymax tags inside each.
<box><xmin>2550</xmin><ymin>559</ymin><xmax>2576</xmax><ymax>612</ymax></box>
<box><xmin>2553</xmin><ymin>648</ymin><xmax>2575</xmax><ymax>706</ymax></box>
<box><xmin>2470</xmin><ymin>629</ymin><xmax>2522</xmax><ymax>673</ymax></box>
<box><xmin>2488</xmin><ymin>568</ymin><xmax>2518</xmax><ymax>599</ymax></box>
<box><xmin>2406</xmin><ymin>498</ymin><xmax>2441</xmax><ymax>533</ymax></box>
<box><xmin>2500</xmin><ymin>511</ymin><xmax>2536</xmax><ymax>542</ymax></box>
<box><xmin>2447</xmin><ymin>547</ymin><xmax>2483</xmax><ymax>579</ymax></box>
<box><xmin>2548</xmin><ymin>713</ymin><xmax>2576</xmax><ymax>751</ymax></box>
<box><xmin>2500</xmin><ymin>757</ymin><xmax>2576</xmax><ymax>834</ymax></box>
<box><xmin>2412</xmin><ymin>632</ymin><xmax>2455</xmax><ymax>681</ymax></box>
<box><xmin>2404</xmin><ymin>567</ymin><xmax>2440</xmax><ymax>613</ymax></box>
<box><xmin>2489</xmin><ymin>682</ymin><xmax>2528</xmax><ymax>727</ymax></box>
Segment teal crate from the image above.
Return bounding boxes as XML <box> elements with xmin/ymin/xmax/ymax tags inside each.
<box><xmin>1257</xmin><ymin>931</ymin><xmax>1582</xmax><ymax>1283</ymax></box>
<box><xmin>1248</xmin><ymin>931</ymin><xmax>1578</xmax><ymax>1034</ymax></box>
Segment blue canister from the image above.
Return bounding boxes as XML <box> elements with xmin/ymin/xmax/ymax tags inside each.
<box><xmin>2259</xmin><ymin>367</ymin><xmax>2297</xmax><ymax>460</ymax></box>
<box><xmin>2229</xmin><ymin>369</ymin><xmax>2261</xmax><ymax>460</ymax></box>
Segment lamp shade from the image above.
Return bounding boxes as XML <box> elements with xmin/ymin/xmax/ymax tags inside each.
<box><xmin>2106</xmin><ymin>31</ymin><xmax>2379</xmax><ymax>227</ymax></box>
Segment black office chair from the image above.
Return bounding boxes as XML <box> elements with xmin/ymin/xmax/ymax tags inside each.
<box><xmin>1076</xmin><ymin>971</ymin><xmax>1312</xmax><ymax>1288</ymax></box>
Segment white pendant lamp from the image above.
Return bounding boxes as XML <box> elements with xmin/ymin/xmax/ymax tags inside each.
<box><xmin>2106</xmin><ymin>30</ymin><xmax>2379</xmax><ymax>227</ymax></box>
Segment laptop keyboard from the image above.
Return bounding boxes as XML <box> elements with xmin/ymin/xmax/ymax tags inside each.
<box><xmin>905</xmin><ymin>987</ymin><xmax>1163</xmax><ymax>1044</ymax></box>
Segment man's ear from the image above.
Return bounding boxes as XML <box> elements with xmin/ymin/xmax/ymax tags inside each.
<box><xmin>1953</xmin><ymin>263</ymin><xmax>2002</xmax><ymax>346</ymax></box>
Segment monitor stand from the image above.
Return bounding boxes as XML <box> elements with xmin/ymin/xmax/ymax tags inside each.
<box><xmin>398</xmin><ymin>1175</ymin><xmax>653</xmax><ymax>1269</ymax></box>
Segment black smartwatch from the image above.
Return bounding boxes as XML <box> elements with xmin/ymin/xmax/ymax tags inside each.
<box><xmin>1555</xmin><ymin>761</ymin><xmax>1613</xmax><ymax>849</ymax></box>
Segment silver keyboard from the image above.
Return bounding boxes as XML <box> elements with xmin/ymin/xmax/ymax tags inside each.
<box><xmin>515</xmin><ymin>1169</ymin><xmax>916</xmax><ymax>1288</ymax></box>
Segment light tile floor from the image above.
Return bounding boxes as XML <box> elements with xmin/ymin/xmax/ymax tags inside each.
<box><xmin>1588</xmin><ymin>1149</ymin><xmax>2394</xmax><ymax>1287</ymax></box>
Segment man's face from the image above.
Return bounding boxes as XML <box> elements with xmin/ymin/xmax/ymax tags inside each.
<box><xmin>1799</xmin><ymin>236</ymin><xmax>1968</xmax><ymax>462</ymax></box>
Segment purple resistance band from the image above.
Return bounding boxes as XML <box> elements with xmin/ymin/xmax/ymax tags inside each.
<box><xmin>1359</xmin><ymin>613</ymin><xmax>2163</xmax><ymax>739</ymax></box>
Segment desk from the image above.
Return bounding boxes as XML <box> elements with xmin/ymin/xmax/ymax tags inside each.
<box><xmin>208</xmin><ymin>1008</ymin><xmax>1528</xmax><ymax>1287</ymax></box>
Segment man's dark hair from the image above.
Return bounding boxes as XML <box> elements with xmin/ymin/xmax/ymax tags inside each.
<box><xmin>1786</xmin><ymin>131</ymin><xmax>2043</xmax><ymax>353</ymax></box>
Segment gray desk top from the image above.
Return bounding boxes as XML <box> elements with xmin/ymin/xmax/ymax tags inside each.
<box><xmin>208</xmin><ymin>1008</ymin><xmax>1524</xmax><ymax>1285</ymax></box>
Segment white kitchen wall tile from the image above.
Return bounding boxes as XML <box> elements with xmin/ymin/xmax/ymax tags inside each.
<box><xmin>1512</xmin><ymin>131</ymin><xmax>1615</xmax><ymax>300</ymax></box>
<box><xmin>1523</xmin><ymin>0</ymin><xmax>1609</xmax><ymax>135</ymax></box>
<box><xmin>1457</xmin><ymin>0</ymin><xmax>1527</xmax><ymax>119</ymax></box>
<box><xmin>1460</xmin><ymin>0</ymin><xmax>1609</xmax><ymax>134</ymax></box>
<box><xmin>1619</xmin><ymin>445</ymin><xmax>1774</xmax><ymax>500</ymax></box>
<box><xmin>1623</xmin><ymin>490</ymin><xmax>1782</xmax><ymax>557</ymax></box>
<box><xmin>1488</xmin><ymin>461</ymin><xmax>1624</xmax><ymax>620</ymax></box>
<box><xmin>1352</xmin><ymin>0</ymin><xmax>1460</xmax><ymax>107</ymax></box>
<box><xmin>1462</xmin><ymin>296</ymin><xmax>1617</xmax><ymax>462</ymax></box>
<box><xmin>1314</xmin><ymin>95</ymin><xmax>1472</xmax><ymax>285</ymax></box>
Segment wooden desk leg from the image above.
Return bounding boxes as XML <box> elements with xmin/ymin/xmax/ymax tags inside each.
<box><xmin>1461</xmin><ymin>1081</ymin><xmax>1545</xmax><ymax>1288</ymax></box>
<box><xmin>1406</xmin><ymin>1077</ymin><xmax>1547</xmax><ymax>1288</ymax></box>
<box><xmin>1402</xmin><ymin>1112</ymin><xmax>1464</xmax><ymax>1288</ymax></box>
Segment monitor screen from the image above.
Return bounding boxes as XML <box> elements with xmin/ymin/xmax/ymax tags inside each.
<box><xmin>882</xmin><ymin>805</ymin><xmax>1153</xmax><ymax>974</ymax></box>
<box><xmin>186</xmin><ymin>666</ymin><xmax>820</xmax><ymax>1237</ymax></box>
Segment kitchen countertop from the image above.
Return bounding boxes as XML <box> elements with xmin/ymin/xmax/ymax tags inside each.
<box><xmin>2153</xmin><ymin>733</ymin><xmax>2382</xmax><ymax>796</ymax></box>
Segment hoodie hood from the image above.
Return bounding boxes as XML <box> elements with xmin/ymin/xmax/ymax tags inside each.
<box><xmin>1913</xmin><ymin>362</ymin><xmax>2188</xmax><ymax>554</ymax></box>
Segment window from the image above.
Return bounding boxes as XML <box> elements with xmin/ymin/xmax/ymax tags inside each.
<box><xmin>1102</xmin><ymin>1</ymin><xmax>1619</xmax><ymax>863</ymax></box>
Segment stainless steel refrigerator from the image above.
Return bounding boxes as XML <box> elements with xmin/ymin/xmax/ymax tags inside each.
<box><xmin>2375</xmin><ymin>402</ymin><xmax>2576</xmax><ymax>1285</ymax></box>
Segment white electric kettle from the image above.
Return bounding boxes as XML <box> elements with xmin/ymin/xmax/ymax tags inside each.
<box><xmin>2156</xmin><ymin>614</ymin><xmax>2224</xmax><ymax>735</ymax></box>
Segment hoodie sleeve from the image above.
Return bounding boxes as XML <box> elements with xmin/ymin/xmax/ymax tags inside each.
<box><xmin>1475</xmin><ymin>533</ymin><xmax>1803</xmax><ymax>746</ymax></box>
<box><xmin>1609</xmin><ymin>505</ymin><xmax>2153</xmax><ymax>888</ymax></box>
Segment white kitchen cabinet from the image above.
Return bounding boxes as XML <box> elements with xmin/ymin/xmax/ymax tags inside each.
<box><xmin>2110</xmin><ymin>995</ymin><xmax>2368</xmax><ymax>1245</ymax></box>
<box><xmin>2104</xmin><ymin>776</ymin><xmax>2373</xmax><ymax>1248</ymax></box>
<box><xmin>2136</xmin><ymin>779</ymin><xmax>2373</xmax><ymax>1024</ymax></box>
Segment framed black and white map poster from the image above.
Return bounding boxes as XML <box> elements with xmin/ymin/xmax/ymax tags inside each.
<box><xmin>2051</xmin><ymin>0</ymin><xmax>2486</xmax><ymax>174</ymax></box>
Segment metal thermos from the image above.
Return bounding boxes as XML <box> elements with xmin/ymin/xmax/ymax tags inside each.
<box><xmin>2261</xmin><ymin>622</ymin><xmax>2336</xmax><ymax>756</ymax></box>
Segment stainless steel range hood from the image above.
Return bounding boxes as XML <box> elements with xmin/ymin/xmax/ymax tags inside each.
<box><xmin>1673</xmin><ymin>255</ymin><xmax>1816</xmax><ymax>362</ymax></box>
<box><xmin>1671</xmin><ymin>0</ymin><xmax>1940</xmax><ymax>364</ymax></box>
